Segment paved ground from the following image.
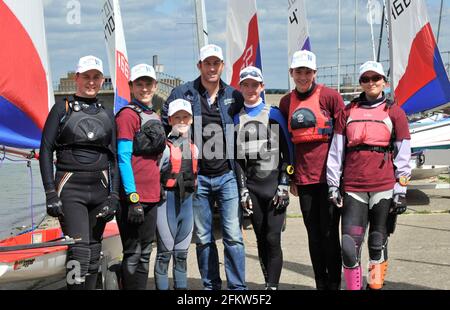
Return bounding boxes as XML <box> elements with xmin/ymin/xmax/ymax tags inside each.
<box><xmin>143</xmin><ymin>187</ymin><xmax>450</xmax><ymax>291</ymax></box>
<box><xmin>2</xmin><ymin>187</ymin><xmax>449</xmax><ymax>290</ymax></box>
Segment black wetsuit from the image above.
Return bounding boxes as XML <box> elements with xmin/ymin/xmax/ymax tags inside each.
<box><xmin>39</xmin><ymin>95</ymin><xmax>119</xmax><ymax>290</ymax></box>
<box><xmin>234</xmin><ymin>102</ymin><xmax>294</xmax><ymax>289</ymax></box>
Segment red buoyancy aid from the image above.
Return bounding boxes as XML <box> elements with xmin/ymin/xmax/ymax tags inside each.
<box><xmin>346</xmin><ymin>102</ymin><xmax>393</xmax><ymax>149</ymax></box>
<box><xmin>288</xmin><ymin>84</ymin><xmax>333</xmax><ymax>143</ymax></box>
<box><xmin>164</xmin><ymin>140</ymin><xmax>198</xmax><ymax>189</ymax></box>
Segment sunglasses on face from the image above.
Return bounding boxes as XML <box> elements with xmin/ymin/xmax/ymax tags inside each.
<box><xmin>240</xmin><ymin>70</ymin><xmax>262</xmax><ymax>80</ymax></box>
<box><xmin>360</xmin><ymin>75</ymin><xmax>384</xmax><ymax>83</ymax></box>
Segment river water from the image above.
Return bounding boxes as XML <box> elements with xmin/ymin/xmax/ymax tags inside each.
<box><xmin>0</xmin><ymin>160</ymin><xmax>45</xmax><ymax>240</ymax></box>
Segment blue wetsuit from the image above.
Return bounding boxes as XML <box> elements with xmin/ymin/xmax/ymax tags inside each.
<box><xmin>154</xmin><ymin>135</ymin><xmax>197</xmax><ymax>290</ymax></box>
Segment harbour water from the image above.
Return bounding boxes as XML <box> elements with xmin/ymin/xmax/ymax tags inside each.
<box><xmin>0</xmin><ymin>160</ymin><xmax>45</xmax><ymax>240</ymax></box>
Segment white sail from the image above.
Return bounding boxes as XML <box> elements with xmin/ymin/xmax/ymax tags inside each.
<box><xmin>288</xmin><ymin>0</ymin><xmax>311</xmax><ymax>90</ymax></box>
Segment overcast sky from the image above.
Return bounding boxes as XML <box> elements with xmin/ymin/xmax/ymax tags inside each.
<box><xmin>42</xmin><ymin>0</ymin><xmax>450</xmax><ymax>89</ymax></box>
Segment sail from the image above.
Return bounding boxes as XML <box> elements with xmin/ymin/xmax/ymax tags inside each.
<box><xmin>288</xmin><ymin>0</ymin><xmax>311</xmax><ymax>90</ymax></box>
<box><xmin>226</xmin><ymin>0</ymin><xmax>263</xmax><ymax>89</ymax></box>
<box><xmin>0</xmin><ymin>0</ymin><xmax>54</xmax><ymax>149</ymax></box>
<box><xmin>102</xmin><ymin>0</ymin><xmax>131</xmax><ymax>114</ymax></box>
<box><xmin>288</xmin><ymin>0</ymin><xmax>311</xmax><ymax>60</ymax></box>
<box><xmin>388</xmin><ymin>0</ymin><xmax>450</xmax><ymax>115</ymax></box>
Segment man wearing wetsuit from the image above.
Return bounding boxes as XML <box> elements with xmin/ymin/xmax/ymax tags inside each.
<box><xmin>39</xmin><ymin>55</ymin><xmax>119</xmax><ymax>290</ymax></box>
<box><xmin>116</xmin><ymin>64</ymin><xmax>166</xmax><ymax>290</ymax></box>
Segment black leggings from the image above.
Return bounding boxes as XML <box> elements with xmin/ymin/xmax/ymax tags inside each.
<box><xmin>297</xmin><ymin>183</ymin><xmax>342</xmax><ymax>289</ymax></box>
<box><xmin>341</xmin><ymin>193</ymin><xmax>391</xmax><ymax>268</ymax></box>
<box><xmin>56</xmin><ymin>170</ymin><xmax>109</xmax><ymax>290</ymax></box>
<box><xmin>248</xmin><ymin>191</ymin><xmax>285</xmax><ymax>286</ymax></box>
<box><xmin>116</xmin><ymin>201</ymin><xmax>157</xmax><ymax>290</ymax></box>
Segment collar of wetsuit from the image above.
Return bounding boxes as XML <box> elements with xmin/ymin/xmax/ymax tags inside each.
<box><xmin>132</xmin><ymin>99</ymin><xmax>153</xmax><ymax>111</ymax></box>
<box><xmin>358</xmin><ymin>92</ymin><xmax>386</xmax><ymax>107</ymax></box>
<box><xmin>295</xmin><ymin>82</ymin><xmax>317</xmax><ymax>100</ymax></box>
<box><xmin>73</xmin><ymin>95</ymin><xmax>98</xmax><ymax>105</ymax></box>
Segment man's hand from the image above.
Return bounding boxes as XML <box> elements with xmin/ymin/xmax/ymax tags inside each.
<box><xmin>391</xmin><ymin>194</ymin><xmax>407</xmax><ymax>215</ymax></box>
<box><xmin>96</xmin><ymin>193</ymin><xmax>119</xmax><ymax>222</ymax></box>
<box><xmin>45</xmin><ymin>190</ymin><xmax>64</xmax><ymax>218</ymax></box>
<box><xmin>273</xmin><ymin>184</ymin><xmax>289</xmax><ymax>212</ymax></box>
<box><xmin>328</xmin><ymin>186</ymin><xmax>343</xmax><ymax>208</ymax></box>
<box><xmin>240</xmin><ymin>188</ymin><xmax>253</xmax><ymax>216</ymax></box>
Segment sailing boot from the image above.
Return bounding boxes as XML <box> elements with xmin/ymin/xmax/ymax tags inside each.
<box><xmin>265</xmin><ymin>283</ymin><xmax>278</xmax><ymax>290</ymax></box>
<box><xmin>367</xmin><ymin>261</ymin><xmax>388</xmax><ymax>290</ymax></box>
<box><xmin>343</xmin><ymin>266</ymin><xmax>362</xmax><ymax>290</ymax></box>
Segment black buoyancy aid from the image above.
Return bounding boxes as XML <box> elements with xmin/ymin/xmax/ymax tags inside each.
<box><xmin>57</xmin><ymin>98</ymin><xmax>112</xmax><ymax>150</ymax></box>
<box><xmin>118</xmin><ymin>104</ymin><xmax>166</xmax><ymax>156</ymax></box>
<box><xmin>288</xmin><ymin>84</ymin><xmax>333</xmax><ymax>143</ymax></box>
<box><xmin>162</xmin><ymin>139</ymin><xmax>198</xmax><ymax>192</ymax></box>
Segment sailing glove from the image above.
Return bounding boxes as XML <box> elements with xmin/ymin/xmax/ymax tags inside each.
<box><xmin>128</xmin><ymin>203</ymin><xmax>145</xmax><ymax>224</ymax></box>
<box><xmin>391</xmin><ymin>194</ymin><xmax>407</xmax><ymax>214</ymax></box>
<box><xmin>240</xmin><ymin>188</ymin><xmax>253</xmax><ymax>216</ymax></box>
<box><xmin>328</xmin><ymin>186</ymin><xmax>343</xmax><ymax>208</ymax></box>
<box><xmin>45</xmin><ymin>190</ymin><xmax>64</xmax><ymax>218</ymax></box>
<box><xmin>97</xmin><ymin>192</ymin><xmax>119</xmax><ymax>222</ymax></box>
<box><xmin>272</xmin><ymin>184</ymin><xmax>290</xmax><ymax>212</ymax></box>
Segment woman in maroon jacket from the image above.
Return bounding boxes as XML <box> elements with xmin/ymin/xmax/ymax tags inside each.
<box><xmin>326</xmin><ymin>61</ymin><xmax>411</xmax><ymax>290</ymax></box>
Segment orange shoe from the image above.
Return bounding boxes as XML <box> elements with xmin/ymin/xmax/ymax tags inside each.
<box><xmin>368</xmin><ymin>261</ymin><xmax>388</xmax><ymax>290</ymax></box>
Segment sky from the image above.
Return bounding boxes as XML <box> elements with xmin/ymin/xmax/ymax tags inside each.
<box><xmin>42</xmin><ymin>0</ymin><xmax>450</xmax><ymax>89</ymax></box>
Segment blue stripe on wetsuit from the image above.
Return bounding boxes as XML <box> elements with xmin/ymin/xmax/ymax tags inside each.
<box><xmin>269</xmin><ymin>107</ymin><xmax>295</xmax><ymax>165</ymax></box>
<box><xmin>117</xmin><ymin>139</ymin><xmax>136</xmax><ymax>194</ymax></box>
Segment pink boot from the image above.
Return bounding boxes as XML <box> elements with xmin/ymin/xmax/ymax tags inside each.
<box><xmin>344</xmin><ymin>266</ymin><xmax>362</xmax><ymax>290</ymax></box>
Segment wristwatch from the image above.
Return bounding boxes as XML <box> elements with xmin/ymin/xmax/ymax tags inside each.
<box><xmin>128</xmin><ymin>192</ymin><xmax>140</xmax><ymax>204</ymax></box>
<box><xmin>398</xmin><ymin>176</ymin><xmax>409</xmax><ymax>187</ymax></box>
<box><xmin>286</xmin><ymin>165</ymin><xmax>295</xmax><ymax>175</ymax></box>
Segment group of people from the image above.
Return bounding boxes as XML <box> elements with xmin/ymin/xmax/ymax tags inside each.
<box><xmin>39</xmin><ymin>43</ymin><xmax>411</xmax><ymax>291</ymax></box>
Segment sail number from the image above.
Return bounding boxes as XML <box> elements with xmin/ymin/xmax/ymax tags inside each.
<box><xmin>117</xmin><ymin>52</ymin><xmax>130</xmax><ymax>80</ymax></box>
<box><xmin>391</xmin><ymin>0</ymin><xmax>411</xmax><ymax>20</ymax></box>
<box><xmin>102</xmin><ymin>0</ymin><xmax>115</xmax><ymax>40</ymax></box>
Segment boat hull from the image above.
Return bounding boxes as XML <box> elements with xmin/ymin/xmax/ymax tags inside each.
<box><xmin>0</xmin><ymin>221</ymin><xmax>122</xmax><ymax>286</ymax></box>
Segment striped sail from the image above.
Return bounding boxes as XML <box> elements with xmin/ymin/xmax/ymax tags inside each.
<box><xmin>388</xmin><ymin>0</ymin><xmax>450</xmax><ymax>115</ymax></box>
<box><xmin>102</xmin><ymin>0</ymin><xmax>130</xmax><ymax>114</ymax></box>
<box><xmin>226</xmin><ymin>0</ymin><xmax>263</xmax><ymax>90</ymax></box>
<box><xmin>0</xmin><ymin>0</ymin><xmax>54</xmax><ymax>149</ymax></box>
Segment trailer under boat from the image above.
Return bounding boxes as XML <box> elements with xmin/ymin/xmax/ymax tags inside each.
<box><xmin>0</xmin><ymin>220</ymin><xmax>122</xmax><ymax>289</ymax></box>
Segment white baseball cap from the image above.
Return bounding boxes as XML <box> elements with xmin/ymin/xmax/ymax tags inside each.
<box><xmin>130</xmin><ymin>64</ymin><xmax>157</xmax><ymax>82</ymax></box>
<box><xmin>239</xmin><ymin>66</ymin><xmax>264</xmax><ymax>84</ymax></box>
<box><xmin>359</xmin><ymin>61</ymin><xmax>386</xmax><ymax>78</ymax></box>
<box><xmin>168</xmin><ymin>99</ymin><xmax>193</xmax><ymax>117</ymax></box>
<box><xmin>199</xmin><ymin>44</ymin><xmax>224</xmax><ymax>62</ymax></box>
<box><xmin>76</xmin><ymin>55</ymin><xmax>104</xmax><ymax>74</ymax></box>
<box><xmin>290</xmin><ymin>50</ymin><xmax>317</xmax><ymax>70</ymax></box>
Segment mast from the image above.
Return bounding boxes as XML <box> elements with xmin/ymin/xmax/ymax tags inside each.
<box><xmin>376</xmin><ymin>3</ymin><xmax>385</xmax><ymax>62</ymax></box>
<box><xmin>386</xmin><ymin>0</ymin><xmax>395</xmax><ymax>101</ymax></box>
<box><xmin>368</xmin><ymin>0</ymin><xmax>377</xmax><ymax>61</ymax></box>
<box><xmin>437</xmin><ymin>0</ymin><xmax>443</xmax><ymax>46</ymax></box>
<box><xmin>337</xmin><ymin>0</ymin><xmax>341</xmax><ymax>93</ymax></box>
<box><xmin>354</xmin><ymin>0</ymin><xmax>358</xmax><ymax>81</ymax></box>
<box><xmin>194</xmin><ymin>0</ymin><xmax>209</xmax><ymax>53</ymax></box>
